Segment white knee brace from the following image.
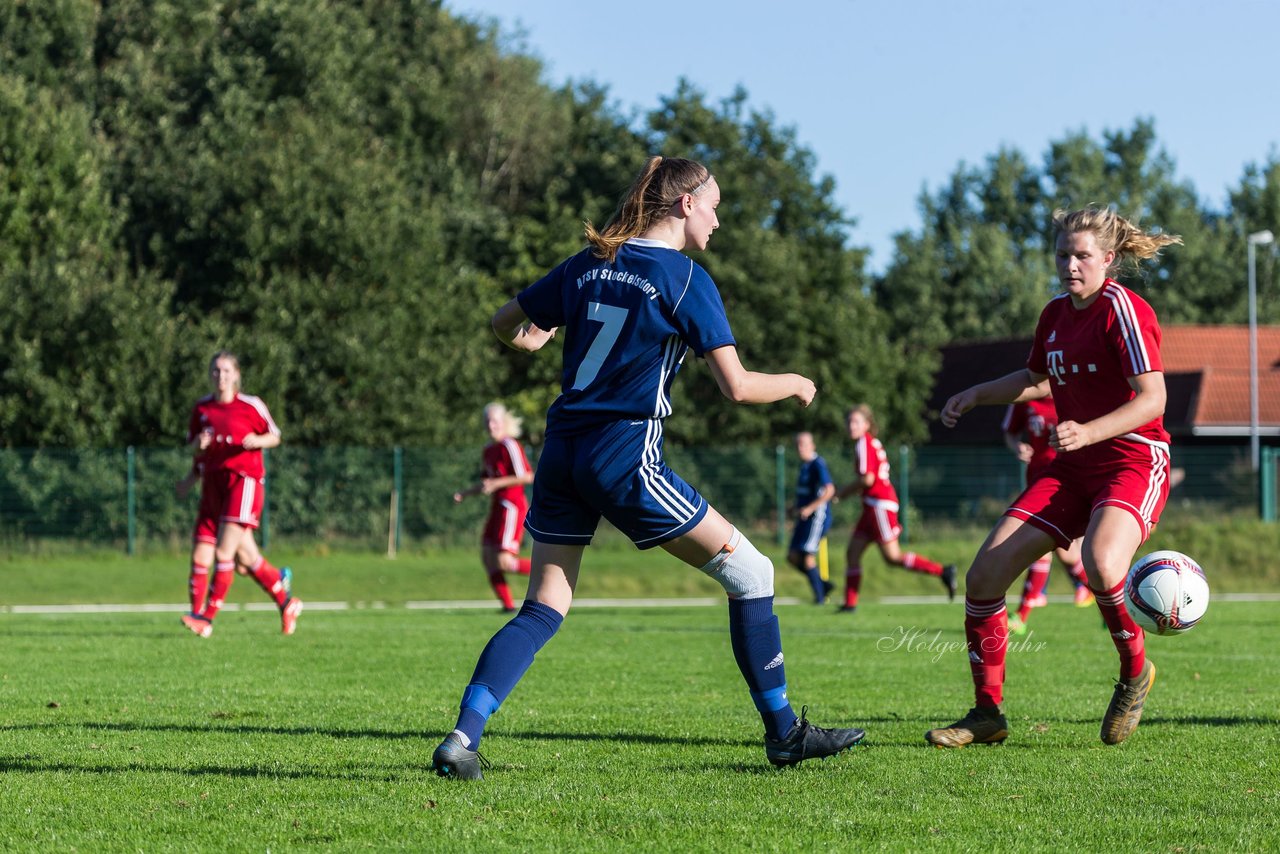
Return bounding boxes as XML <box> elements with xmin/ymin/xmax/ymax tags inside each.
<box><xmin>699</xmin><ymin>527</ymin><xmax>774</xmax><ymax>599</ymax></box>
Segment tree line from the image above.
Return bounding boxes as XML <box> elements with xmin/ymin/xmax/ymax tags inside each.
<box><xmin>2</xmin><ymin>0</ymin><xmax>1277</xmax><ymax>451</ymax></box>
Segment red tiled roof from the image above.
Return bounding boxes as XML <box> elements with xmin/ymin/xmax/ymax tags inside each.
<box><xmin>1162</xmin><ymin>326</ymin><xmax>1280</xmax><ymax>430</ymax></box>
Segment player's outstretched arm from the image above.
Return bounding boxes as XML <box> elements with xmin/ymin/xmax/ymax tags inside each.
<box><xmin>941</xmin><ymin>370</ymin><xmax>1049</xmax><ymax>428</ymax></box>
<box><xmin>1052</xmin><ymin>371</ymin><xmax>1166</xmax><ymax>453</ymax></box>
<box><xmin>704</xmin><ymin>346</ymin><xmax>815</xmax><ymax>406</ymax></box>
<box><xmin>492</xmin><ymin>298</ymin><xmax>557</xmax><ymax>352</ymax></box>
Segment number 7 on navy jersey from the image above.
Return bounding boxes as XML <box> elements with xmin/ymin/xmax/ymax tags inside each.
<box><xmin>571</xmin><ymin>302</ymin><xmax>629</xmax><ymax>390</ymax></box>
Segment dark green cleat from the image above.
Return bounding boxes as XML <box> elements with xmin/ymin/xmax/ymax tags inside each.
<box><xmin>432</xmin><ymin>733</ymin><xmax>492</xmax><ymax>780</ymax></box>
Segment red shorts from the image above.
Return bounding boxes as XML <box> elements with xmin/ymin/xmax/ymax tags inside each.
<box><xmin>853</xmin><ymin>498</ymin><xmax>901</xmax><ymax>544</ymax></box>
<box><xmin>193</xmin><ymin>470</ymin><xmax>264</xmax><ymax>544</ymax></box>
<box><xmin>482</xmin><ymin>498</ymin><xmax>527</xmax><ymax>554</ymax></box>
<box><xmin>1006</xmin><ymin>443</ymin><xmax>1171</xmax><ymax>549</ymax></box>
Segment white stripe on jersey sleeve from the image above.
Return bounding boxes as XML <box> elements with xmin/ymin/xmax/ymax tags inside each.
<box><xmin>1104</xmin><ymin>284</ymin><xmax>1153</xmax><ymax>375</ymax></box>
<box><xmin>856</xmin><ymin>435</ymin><xmax>870</xmax><ymax>476</ymax></box>
<box><xmin>671</xmin><ymin>257</ymin><xmax>694</xmax><ymax>314</ymax></box>
<box><xmin>501</xmin><ymin>438</ymin><xmax>528</xmax><ymax>477</ymax></box>
<box><xmin>238</xmin><ymin>393</ymin><xmax>282</xmax><ymax>436</ymax></box>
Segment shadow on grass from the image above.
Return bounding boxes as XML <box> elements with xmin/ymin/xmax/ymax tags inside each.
<box><xmin>0</xmin><ymin>755</ymin><xmax>408</xmax><ymax>782</ymax></box>
<box><xmin>3</xmin><ymin>719</ymin><xmax>764</xmax><ymax>748</ymax></box>
<box><xmin>11</xmin><ymin>711</ymin><xmax>1263</xmax><ymax>765</ymax></box>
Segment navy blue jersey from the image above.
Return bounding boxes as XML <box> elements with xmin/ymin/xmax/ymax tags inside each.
<box><xmin>795</xmin><ymin>455</ymin><xmax>833</xmax><ymax>509</ymax></box>
<box><xmin>517</xmin><ymin>238</ymin><xmax>735</xmax><ymax>435</ymax></box>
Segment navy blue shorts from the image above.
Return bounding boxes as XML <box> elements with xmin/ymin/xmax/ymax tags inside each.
<box><xmin>525</xmin><ymin>419</ymin><xmax>707</xmax><ymax>549</ymax></box>
<box><xmin>788</xmin><ymin>504</ymin><xmax>832</xmax><ymax>555</ymax></box>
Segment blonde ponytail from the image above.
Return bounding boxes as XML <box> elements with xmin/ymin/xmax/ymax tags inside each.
<box><xmin>1053</xmin><ymin>206</ymin><xmax>1183</xmax><ymax>275</ymax></box>
<box><xmin>585</xmin><ymin>156</ymin><xmax>713</xmax><ymax>261</ymax></box>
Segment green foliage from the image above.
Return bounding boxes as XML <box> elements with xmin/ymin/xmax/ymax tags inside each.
<box><xmin>2</xmin><ymin>1</ymin><xmax>896</xmax><ymax>449</ymax></box>
<box><xmin>879</xmin><ymin>118</ymin><xmax>1280</xmax><ymax>348</ymax></box>
<box><xmin>4</xmin><ymin>4</ymin><xmax>1278</xmax><ymax>455</ymax></box>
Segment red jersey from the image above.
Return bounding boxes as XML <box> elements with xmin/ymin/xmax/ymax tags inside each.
<box><xmin>1002</xmin><ymin>397</ymin><xmax>1058</xmax><ymax>476</ymax></box>
<box><xmin>483</xmin><ymin>438</ymin><xmax>530</xmax><ymax>506</ymax></box>
<box><xmin>187</xmin><ymin>393</ymin><xmax>280</xmax><ymax>479</ymax></box>
<box><xmin>1027</xmin><ymin>280</ymin><xmax>1169</xmax><ymax>466</ymax></box>
<box><xmin>853</xmin><ymin>432</ymin><xmax>897</xmax><ymax>503</ymax></box>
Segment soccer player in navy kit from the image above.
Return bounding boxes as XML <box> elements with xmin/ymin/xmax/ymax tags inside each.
<box><xmin>432</xmin><ymin>156</ymin><xmax>865</xmax><ymax>779</ymax></box>
<box><xmin>786</xmin><ymin>432</ymin><xmax>836</xmax><ymax>604</ymax></box>
<box><xmin>927</xmin><ymin>207</ymin><xmax>1181</xmax><ymax>748</ymax></box>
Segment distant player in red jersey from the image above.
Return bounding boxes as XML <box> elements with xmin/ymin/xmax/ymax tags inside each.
<box><xmin>835</xmin><ymin>404</ymin><xmax>957</xmax><ymax>613</ymax></box>
<box><xmin>928</xmin><ymin>207</ymin><xmax>1181</xmax><ymax>748</ymax></box>
<box><xmin>1001</xmin><ymin>397</ymin><xmax>1094</xmax><ymax>635</ymax></box>
<box><xmin>178</xmin><ymin>351</ymin><xmax>303</xmax><ymax>638</ymax></box>
<box><xmin>454</xmin><ymin>402</ymin><xmax>534</xmax><ymax>612</ymax></box>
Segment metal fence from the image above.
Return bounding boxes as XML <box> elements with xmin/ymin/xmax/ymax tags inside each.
<box><xmin>0</xmin><ymin>444</ymin><xmax>1274</xmax><ymax>553</ymax></box>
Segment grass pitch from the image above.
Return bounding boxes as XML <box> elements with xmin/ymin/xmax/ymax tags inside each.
<box><xmin>2</xmin><ymin>585</ymin><xmax>1277</xmax><ymax>851</ymax></box>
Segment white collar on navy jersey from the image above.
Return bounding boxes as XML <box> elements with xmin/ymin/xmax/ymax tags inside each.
<box><xmin>626</xmin><ymin>237</ymin><xmax>678</xmax><ymax>251</ymax></box>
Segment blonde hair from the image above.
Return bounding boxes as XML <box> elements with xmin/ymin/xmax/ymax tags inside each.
<box><xmin>848</xmin><ymin>404</ymin><xmax>877</xmax><ymax>433</ymax></box>
<box><xmin>484</xmin><ymin>402</ymin><xmax>523</xmax><ymax>439</ymax></box>
<box><xmin>208</xmin><ymin>350</ymin><xmax>241</xmax><ymax>391</ymax></box>
<box><xmin>584</xmin><ymin>156</ymin><xmax>714</xmax><ymax>261</ymax></box>
<box><xmin>1053</xmin><ymin>206</ymin><xmax>1183</xmax><ymax>275</ymax></box>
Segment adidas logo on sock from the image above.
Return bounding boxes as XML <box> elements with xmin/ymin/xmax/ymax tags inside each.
<box><xmin>764</xmin><ymin>652</ymin><xmax>785</xmax><ymax>670</ymax></box>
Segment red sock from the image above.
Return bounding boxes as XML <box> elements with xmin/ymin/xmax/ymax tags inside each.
<box><xmin>515</xmin><ymin>557</ymin><xmax>532</xmax><ymax>575</ymax></box>
<box><xmin>189</xmin><ymin>562</ymin><xmax>210</xmax><ymax>614</ymax></box>
<box><xmin>1019</xmin><ymin>557</ymin><xmax>1051</xmax><ymax>620</ymax></box>
<box><xmin>488</xmin><ymin>570</ymin><xmax>515</xmax><ymax>609</ymax></box>
<box><xmin>1069</xmin><ymin>561</ymin><xmax>1088</xmax><ymax>587</ymax></box>
<box><xmin>844</xmin><ymin>566</ymin><xmax>862</xmax><ymax>607</ymax></box>
<box><xmin>1092</xmin><ymin>580</ymin><xmax>1146</xmax><ymax>680</ymax></box>
<box><xmin>965</xmin><ymin>596</ymin><xmax>1007</xmax><ymax>709</ymax></box>
<box><xmin>247</xmin><ymin>557</ymin><xmax>288</xmax><ymax>607</ymax></box>
<box><xmin>902</xmin><ymin>552</ymin><xmax>943</xmax><ymax>576</ymax></box>
<box><xmin>203</xmin><ymin>561</ymin><xmax>235</xmax><ymax>620</ymax></box>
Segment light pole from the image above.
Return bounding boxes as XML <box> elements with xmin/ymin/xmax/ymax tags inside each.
<box><xmin>1247</xmin><ymin>229</ymin><xmax>1274</xmax><ymax>471</ymax></box>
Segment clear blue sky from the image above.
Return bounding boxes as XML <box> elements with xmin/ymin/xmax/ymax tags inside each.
<box><xmin>448</xmin><ymin>0</ymin><xmax>1280</xmax><ymax>273</ymax></box>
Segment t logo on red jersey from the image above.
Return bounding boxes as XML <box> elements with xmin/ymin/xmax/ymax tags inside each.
<box><xmin>1047</xmin><ymin>350</ymin><xmax>1067</xmax><ymax>386</ymax></box>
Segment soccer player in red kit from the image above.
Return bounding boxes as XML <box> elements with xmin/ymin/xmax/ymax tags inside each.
<box><xmin>454</xmin><ymin>402</ymin><xmax>534</xmax><ymax>611</ymax></box>
<box><xmin>835</xmin><ymin>404</ymin><xmax>956</xmax><ymax>613</ymax></box>
<box><xmin>1001</xmin><ymin>397</ymin><xmax>1094</xmax><ymax>635</ymax></box>
<box><xmin>928</xmin><ymin>207</ymin><xmax>1181</xmax><ymax>747</ymax></box>
<box><xmin>179</xmin><ymin>351</ymin><xmax>303</xmax><ymax>638</ymax></box>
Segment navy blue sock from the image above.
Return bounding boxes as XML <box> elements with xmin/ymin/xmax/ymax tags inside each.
<box><xmin>452</xmin><ymin>600</ymin><xmax>563</xmax><ymax>748</ymax></box>
<box><xmin>727</xmin><ymin>596</ymin><xmax>798</xmax><ymax>740</ymax></box>
<box><xmin>805</xmin><ymin>568</ymin><xmax>826</xmax><ymax>603</ymax></box>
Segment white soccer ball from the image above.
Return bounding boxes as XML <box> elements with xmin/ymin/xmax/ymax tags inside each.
<box><xmin>1123</xmin><ymin>550</ymin><xmax>1210</xmax><ymax>636</ymax></box>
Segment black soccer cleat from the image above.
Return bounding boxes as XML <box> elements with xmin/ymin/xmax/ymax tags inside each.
<box><xmin>941</xmin><ymin>564</ymin><xmax>958</xmax><ymax>601</ymax></box>
<box><xmin>764</xmin><ymin>706</ymin><xmax>865</xmax><ymax>768</ymax></box>
<box><xmin>432</xmin><ymin>733</ymin><xmax>492</xmax><ymax>781</ymax></box>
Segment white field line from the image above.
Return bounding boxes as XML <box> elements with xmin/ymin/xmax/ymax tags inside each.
<box><xmin>1</xmin><ymin>593</ymin><xmax>1277</xmax><ymax>615</ymax></box>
